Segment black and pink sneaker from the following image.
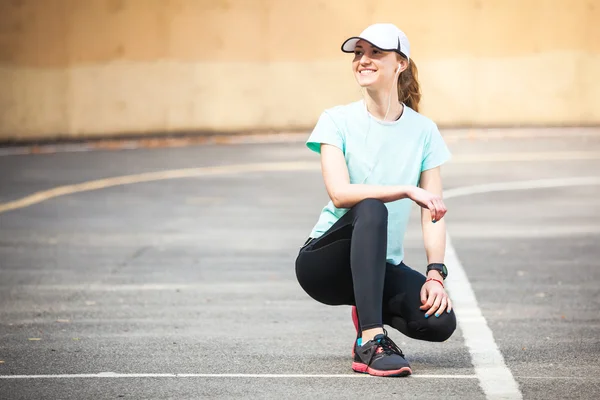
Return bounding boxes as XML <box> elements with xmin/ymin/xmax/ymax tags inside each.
<box><xmin>352</xmin><ymin>333</ymin><xmax>412</xmax><ymax>377</ymax></box>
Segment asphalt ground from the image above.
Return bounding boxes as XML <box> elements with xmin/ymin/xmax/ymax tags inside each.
<box><xmin>0</xmin><ymin>128</ymin><xmax>599</xmax><ymax>399</ymax></box>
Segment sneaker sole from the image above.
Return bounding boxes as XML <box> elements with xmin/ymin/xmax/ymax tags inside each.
<box><xmin>351</xmin><ymin>362</ymin><xmax>412</xmax><ymax>377</ymax></box>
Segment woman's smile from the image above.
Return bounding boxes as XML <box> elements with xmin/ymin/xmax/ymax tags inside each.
<box><xmin>359</xmin><ymin>68</ymin><xmax>377</xmax><ymax>75</ymax></box>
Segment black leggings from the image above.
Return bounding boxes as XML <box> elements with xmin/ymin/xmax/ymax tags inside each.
<box><xmin>295</xmin><ymin>198</ymin><xmax>456</xmax><ymax>342</ymax></box>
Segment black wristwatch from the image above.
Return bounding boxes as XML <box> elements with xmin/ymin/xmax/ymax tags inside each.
<box><xmin>426</xmin><ymin>263</ymin><xmax>448</xmax><ymax>280</ymax></box>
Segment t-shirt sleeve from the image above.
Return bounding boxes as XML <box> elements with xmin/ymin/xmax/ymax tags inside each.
<box><xmin>306</xmin><ymin>111</ymin><xmax>345</xmax><ymax>154</ymax></box>
<box><xmin>421</xmin><ymin>123</ymin><xmax>452</xmax><ymax>171</ymax></box>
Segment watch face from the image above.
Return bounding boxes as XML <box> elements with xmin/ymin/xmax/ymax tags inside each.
<box><xmin>429</xmin><ymin>263</ymin><xmax>447</xmax><ymax>279</ymax></box>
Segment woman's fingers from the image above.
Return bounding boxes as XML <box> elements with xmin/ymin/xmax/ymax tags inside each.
<box><xmin>412</xmin><ymin>189</ymin><xmax>448</xmax><ymax>222</ymax></box>
<box><xmin>419</xmin><ymin>286</ymin><xmax>435</xmax><ymax>311</ymax></box>
<box><xmin>428</xmin><ymin>197</ymin><xmax>448</xmax><ymax>223</ymax></box>
<box><xmin>425</xmin><ymin>293</ymin><xmax>442</xmax><ymax>318</ymax></box>
<box><xmin>421</xmin><ymin>281</ymin><xmax>454</xmax><ymax>317</ymax></box>
<box><xmin>438</xmin><ymin>198</ymin><xmax>447</xmax><ymax>219</ymax></box>
<box><xmin>433</xmin><ymin>198</ymin><xmax>446</xmax><ymax>221</ymax></box>
<box><xmin>420</xmin><ymin>285</ymin><xmax>428</xmax><ymax>305</ymax></box>
<box><xmin>428</xmin><ymin>201</ymin><xmax>438</xmax><ymax>222</ymax></box>
<box><xmin>436</xmin><ymin>297</ymin><xmax>447</xmax><ymax>317</ymax></box>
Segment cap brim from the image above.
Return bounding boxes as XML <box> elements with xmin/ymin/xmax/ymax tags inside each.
<box><xmin>341</xmin><ymin>37</ymin><xmax>362</xmax><ymax>53</ymax></box>
<box><xmin>340</xmin><ymin>36</ymin><xmax>407</xmax><ymax>58</ymax></box>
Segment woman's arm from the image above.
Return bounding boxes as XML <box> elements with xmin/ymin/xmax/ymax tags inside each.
<box><xmin>418</xmin><ymin>166</ymin><xmax>453</xmax><ymax>316</ymax></box>
<box><xmin>320</xmin><ymin>144</ymin><xmax>413</xmax><ymax>208</ymax></box>
<box><xmin>419</xmin><ymin>166</ymin><xmax>447</xmax><ymax>269</ymax></box>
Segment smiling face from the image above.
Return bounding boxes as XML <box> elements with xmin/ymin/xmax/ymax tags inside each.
<box><xmin>352</xmin><ymin>40</ymin><xmax>406</xmax><ymax>91</ymax></box>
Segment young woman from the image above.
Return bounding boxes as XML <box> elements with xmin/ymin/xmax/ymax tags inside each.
<box><xmin>295</xmin><ymin>23</ymin><xmax>457</xmax><ymax>377</ymax></box>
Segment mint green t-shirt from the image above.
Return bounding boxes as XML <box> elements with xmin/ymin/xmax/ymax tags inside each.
<box><xmin>306</xmin><ymin>100</ymin><xmax>451</xmax><ymax>265</ymax></box>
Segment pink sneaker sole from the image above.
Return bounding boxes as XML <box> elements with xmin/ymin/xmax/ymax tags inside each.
<box><xmin>352</xmin><ymin>362</ymin><xmax>412</xmax><ymax>377</ymax></box>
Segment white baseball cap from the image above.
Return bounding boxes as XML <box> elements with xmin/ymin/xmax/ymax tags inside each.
<box><xmin>341</xmin><ymin>23</ymin><xmax>411</xmax><ymax>62</ymax></box>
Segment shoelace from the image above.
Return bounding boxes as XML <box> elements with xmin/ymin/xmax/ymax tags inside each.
<box><xmin>378</xmin><ymin>334</ymin><xmax>405</xmax><ymax>357</ymax></box>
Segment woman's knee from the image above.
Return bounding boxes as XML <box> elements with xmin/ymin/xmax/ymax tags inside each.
<box><xmin>421</xmin><ymin>311</ymin><xmax>457</xmax><ymax>342</ymax></box>
<box><xmin>387</xmin><ymin>306</ymin><xmax>457</xmax><ymax>342</ymax></box>
<box><xmin>353</xmin><ymin>198</ymin><xmax>388</xmax><ymax>227</ymax></box>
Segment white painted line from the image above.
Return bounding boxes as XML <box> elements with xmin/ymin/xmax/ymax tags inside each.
<box><xmin>444</xmin><ymin>176</ymin><xmax>600</xmax><ymax>199</ymax></box>
<box><xmin>452</xmin><ymin>151</ymin><xmax>600</xmax><ymax>163</ymax></box>
<box><xmin>442</xmin><ymin>176</ymin><xmax>600</xmax><ymax>400</ymax></box>
<box><xmin>0</xmin><ymin>373</ymin><xmax>477</xmax><ymax>379</ymax></box>
<box><xmin>443</xmin><ymin>236</ymin><xmax>523</xmax><ymax>399</ymax></box>
<box><xmin>1</xmin><ymin>372</ymin><xmax>594</xmax><ymax>381</ymax></box>
<box><xmin>0</xmin><ymin>161</ymin><xmax>320</xmax><ymax>214</ymax></box>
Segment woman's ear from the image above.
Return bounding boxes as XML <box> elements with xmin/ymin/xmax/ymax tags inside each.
<box><xmin>397</xmin><ymin>59</ymin><xmax>409</xmax><ymax>73</ymax></box>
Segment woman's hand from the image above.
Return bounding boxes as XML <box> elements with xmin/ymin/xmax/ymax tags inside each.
<box><xmin>419</xmin><ymin>278</ymin><xmax>452</xmax><ymax>318</ymax></box>
<box><xmin>408</xmin><ymin>187</ymin><xmax>447</xmax><ymax>222</ymax></box>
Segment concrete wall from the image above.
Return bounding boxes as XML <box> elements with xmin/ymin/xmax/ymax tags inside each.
<box><xmin>1</xmin><ymin>0</ymin><xmax>599</xmax><ymax>141</ymax></box>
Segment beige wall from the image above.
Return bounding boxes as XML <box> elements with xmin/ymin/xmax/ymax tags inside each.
<box><xmin>1</xmin><ymin>0</ymin><xmax>599</xmax><ymax>141</ymax></box>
